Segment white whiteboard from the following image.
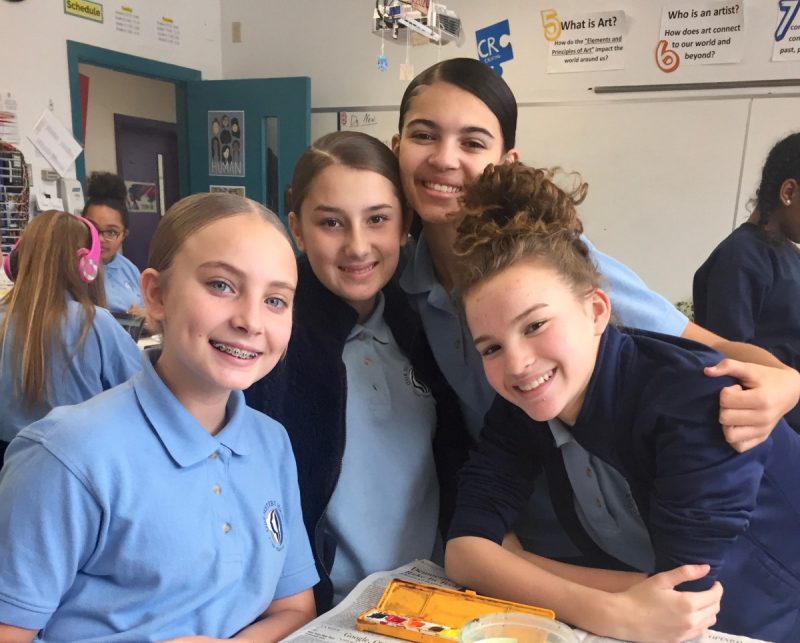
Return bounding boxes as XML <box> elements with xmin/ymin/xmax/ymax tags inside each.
<box><xmin>310</xmin><ymin>94</ymin><xmax>800</xmax><ymax>304</ymax></box>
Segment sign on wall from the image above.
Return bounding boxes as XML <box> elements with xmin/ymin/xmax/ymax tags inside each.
<box><xmin>208</xmin><ymin>111</ymin><xmax>244</xmax><ymax>177</ymax></box>
<box><xmin>64</xmin><ymin>0</ymin><xmax>103</xmax><ymax>23</ymax></box>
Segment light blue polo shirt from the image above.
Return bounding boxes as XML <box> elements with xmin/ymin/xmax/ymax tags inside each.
<box><xmin>400</xmin><ymin>232</ymin><xmax>689</xmax><ymax>437</ymax></box>
<box><xmin>103</xmin><ymin>252</ymin><xmax>143</xmax><ymax>313</ymax></box>
<box><xmin>0</xmin><ymin>350</ymin><xmax>318</xmax><ymax>641</ymax></box>
<box><xmin>327</xmin><ymin>294</ymin><xmax>439</xmax><ymax>603</ymax></box>
<box><xmin>0</xmin><ymin>301</ymin><xmax>142</xmax><ymax>443</ymax></box>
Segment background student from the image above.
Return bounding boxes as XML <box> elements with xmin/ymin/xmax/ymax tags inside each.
<box><xmin>445</xmin><ymin>162</ymin><xmax>800</xmax><ymax>642</ymax></box>
<box><xmin>82</xmin><ymin>171</ymin><xmax>146</xmax><ymax>318</ymax></box>
<box><xmin>694</xmin><ymin>131</ymin><xmax>800</xmax><ymax>429</ymax></box>
<box><xmin>245</xmin><ymin>132</ymin><xmax>469</xmax><ymax>612</ymax></box>
<box><xmin>0</xmin><ymin>193</ymin><xmax>318</xmax><ymax>642</ymax></box>
<box><xmin>0</xmin><ymin>210</ymin><xmax>140</xmax><ymax>460</ymax></box>
<box><xmin>392</xmin><ymin>57</ymin><xmax>799</xmax><ymax>450</ymax></box>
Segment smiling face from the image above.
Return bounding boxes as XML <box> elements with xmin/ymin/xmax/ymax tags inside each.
<box><xmin>84</xmin><ymin>203</ymin><xmax>126</xmax><ymax>264</ymax></box>
<box><xmin>465</xmin><ymin>260</ymin><xmax>610</xmax><ymax>426</ymax></box>
<box><xmin>142</xmin><ymin>213</ymin><xmax>297</xmax><ymax>414</ymax></box>
<box><xmin>289</xmin><ymin>164</ymin><xmax>407</xmax><ymax>321</ymax></box>
<box><xmin>392</xmin><ymin>81</ymin><xmax>517</xmax><ymax>226</ymax></box>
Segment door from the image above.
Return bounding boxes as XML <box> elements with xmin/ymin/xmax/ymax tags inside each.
<box><xmin>115</xmin><ymin>114</ymin><xmax>179</xmax><ymax>271</ymax></box>
<box><xmin>186</xmin><ymin>77</ymin><xmax>311</xmax><ymax>219</ymax></box>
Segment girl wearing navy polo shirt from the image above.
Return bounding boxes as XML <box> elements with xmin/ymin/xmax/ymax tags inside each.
<box><xmin>0</xmin><ymin>194</ymin><xmax>318</xmax><ymax>641</ymax></box>
<box><xmin>0</xmin><ymin>210</ymin><xmax>140</xmax><ymax>457</ymax></box>
<box><xmin>445</xmin><ymin>163</ymin><xmax>800</xmax><ymax>642</ymax></box>
<box><xmin>694</xmin><ymin>131</ymin><xmax>800</xmax><ymax>429</ymax></box>
<box><xmin>246</xmin><ymin>132</ymin><xmax>468</xmax><ymax>612</ymax></box>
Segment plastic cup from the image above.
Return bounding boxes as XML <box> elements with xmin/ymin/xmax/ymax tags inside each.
<box><xmin>459</xmin><ymin>612</ymin><xmax>579</xmax><ymax>643</ymax></box>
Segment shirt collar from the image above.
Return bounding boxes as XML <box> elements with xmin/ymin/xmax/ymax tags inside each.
<box><xmin>346</xmin><ymin>292</ymin><xmax>390</xmax><ymax>344</ymax></box>
<box><xmin>399</xmin><ymin>231</ymin><xmax>437</xmax><ymax>296</ymax></box>
<box><xmin>132</xmin><ymin>349</ymin><xmax>253</xmax><ymax>467</ymax></box>
<box><xmin>548</xmin><ymin>417</ymin><xmax>574</xmax><ymax>448</ymax></box>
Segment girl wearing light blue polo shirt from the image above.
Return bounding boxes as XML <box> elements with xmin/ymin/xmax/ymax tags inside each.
<box><xmin>0</xmin><ymin>210</ymin><xmax>141</xmax><ymax>460</ymax></box>
<box><xmin>82</xmin><ymin>172</ymin><xmax>145</xmax><ymax>316</ymax></box>
<box><xmin>0</xmin><ymin>194</ymin><xmax>318</xmax><ymax>642</ymax></box>
<box><xmin>246</xmin><ymin>132</ymin><xmax>469</xmax><ymax>612</ymax></box>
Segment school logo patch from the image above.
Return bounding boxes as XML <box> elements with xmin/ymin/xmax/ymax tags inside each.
<box><xmin>263</xmin><ymin>500</ymin><xmax>284</xmax><ymax>550</ymax></box>
<box><xmin>404</xmin><ymin>366</ymin><xmax>432</xmax><ymax>398</ymax></box>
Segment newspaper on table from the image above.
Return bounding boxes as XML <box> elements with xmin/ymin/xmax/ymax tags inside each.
<box><xmin>282</xmin><ymin>559</ymin><xmax>766</xmax><ymax>643</ymax></box>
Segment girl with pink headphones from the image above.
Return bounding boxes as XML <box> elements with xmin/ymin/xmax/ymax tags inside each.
<box><xmin>0</xmin><ymin>210</ymin><xmax>141</xmax><ymax>460</ymax></box>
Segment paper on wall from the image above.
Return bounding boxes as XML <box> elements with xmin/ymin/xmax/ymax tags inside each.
<box><xmin>27</xmin><ymin>110</ymin><xmax>82</xmax><ymax>178</ymax></box>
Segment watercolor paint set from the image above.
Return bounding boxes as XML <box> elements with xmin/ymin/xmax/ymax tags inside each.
<box><xmin>355</xmin><ymin>579</ymin><xmax>555</xmax><ymax>642</ymax></box>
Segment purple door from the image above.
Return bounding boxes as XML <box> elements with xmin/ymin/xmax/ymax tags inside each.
<box><xmin>114</xmin><ymin>114</ymin><xmax>179</xmax><ymax>271</ymax></box>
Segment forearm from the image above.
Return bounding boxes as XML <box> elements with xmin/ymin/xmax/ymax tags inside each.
<box><xmin>446</xmin><ymin>536</ymin><xmax>615</xmax><ymax>632</ymax></box>
<box><xmin>685</xmin><ymin>321</ymin><xmax>789</xmax><ymax>370</ymax></box>
<box><xmin>515</xmin><ymin>549</ymin><xmax>645</xmax><ymax>593</ymax></box>
<box><xmin>233</xmin><ymin>590</ymin><xmax>315</xmax><ymax>643</ymax></box>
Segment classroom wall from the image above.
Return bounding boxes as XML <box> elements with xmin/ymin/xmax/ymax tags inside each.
<box><xmin>80</xmin><ymin>64</ymin><xmax>176</xmax><ymax>176</ymax></box>
<box><xmin>221</xmin><ymin>0</ymin><xmax>800</xmax><ymax>303</ymax></box>
<box><xmin>0</xmin><ymin>0</ymin><xmax>222</xmax><ymax>193</ymax></box>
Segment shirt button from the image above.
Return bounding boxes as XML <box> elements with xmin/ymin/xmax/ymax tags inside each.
<box><xmin>586</xmin><ymin>467</ymin><xmax>593</xmax><ymax>478</ymax></box>
<box><xmin>363</xmin><ymin>357</ymin><xmax>373</xmax><ymax>367</ymax></box>
<box><xmin>454</xmin><ymin>340</ymin><xmax>461</xmax><ymax>350</ymax></box>
<box><xmin>212</xmin><ymin>484</ymin><xmax>222</xmax><ymax>495</ymax></box>
<box><xmin>357</xmin><ymin>332</ymin><xmax>367</xmax><ymax>341</ymax></box>
<box><xmin>209</xmin><ymin>452</ymin><xmax>218</xmax><ymax>460</ymax></box>
<box><xmin>596</xmin><ymin>497</ymin><xmax>603</xmax><ymax>508</ymax></box>
<box><xmin>222</xmin><ymin>522</ymin><xmax>231</xmax><ymax>534</ymax></box>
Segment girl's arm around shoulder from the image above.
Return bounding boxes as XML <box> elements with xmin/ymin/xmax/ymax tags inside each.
<box><xmin>686</xmin><ymin>321</ymin><xmax>800</xmax><ymax>451</ymax></box>
<box><xmin>445</xmin><ymin>536</ymin><xmax>720</xmax><ymax>643</ymax></box>
<box><xmin>157</xmin><ymin>588</ymin><xmax>316</xmax><ymax>643</ymax></box>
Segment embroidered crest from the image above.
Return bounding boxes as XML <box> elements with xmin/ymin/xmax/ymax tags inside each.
<box><xmin>263</xmin><ymin>500</ymin><xmax>284</xmax><ymax>549</ymax></box>
<box><xmin>404</xmin><ymin>366</ymin><xmax>432</xmax><ymax>397</ymax></box>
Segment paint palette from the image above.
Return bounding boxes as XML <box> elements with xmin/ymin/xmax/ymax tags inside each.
<box><xmin>355</xmin><ymin>579</ymin><xmax>555</xmax><ymax>642</ymax></box>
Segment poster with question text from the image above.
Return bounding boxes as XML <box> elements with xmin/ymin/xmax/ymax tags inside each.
<box><xmin>542</xmin><ymin>9</ymin><xmax>627</xmax><ymax>73</ymax></box>
<box><xmin>656</xmin><ymin>1</ymin><xmax>744</xmax><ymax>73</ymax></box>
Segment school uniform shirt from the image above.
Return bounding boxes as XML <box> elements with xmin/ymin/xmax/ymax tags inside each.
<box><xmin>245</xmin><ymin>258</ymin><xmax>471</xmax><ymax>613</ymax></box>
<box><xmin>694</xmin><ymin>222</ymin><xmax>800</xmax><ymax>428</ymax></box>
<box><xmin>449</xmin><ymin>326</ymin><xmax>800</xmax><ymax>641</ymax></box>
<box><xmin>0</xmin><ymin>349</ymin><xmax>318</xmax><ymax>641</ymax></box>
<box><xmin>326</xmin><ymin>293</ymin><xmax>439</xmax><ymax>604</ymax></box>
<box><xmin>0</xmin><ymin>300</ymin><xmax>142</xmax><ymax>444</ymax></box>
<box><xmin>103</xmin><ymin>252</ymin><xmax>143</xmax><ymax>313</ymax></box>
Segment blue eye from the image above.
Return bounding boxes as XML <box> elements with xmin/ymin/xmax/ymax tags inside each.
<box><xmin>208</xmin><ymin>280</ymin><xmax>233</xmax><ymax>294</ymax></box>
<box><xmin>266</xmin><ymin>296</ymin><xmax>288</xmax><ymax>310</ymax></box>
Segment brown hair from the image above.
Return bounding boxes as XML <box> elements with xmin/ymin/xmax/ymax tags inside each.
<box><xmin>0</xmin><ymin>210</ymin><xmax>107</xmax><ymax>406</ymax></box>
<box><xmin>287</xmin><ymin>131</ymin><xmax>404</xmax><ymax>217</ymax></box>
<box><xmin>453</xmin><ymin>162</ymin><xmax>599</xmax><ymax>299</ymax></box>
<box><xmin>148</xmin><ymin>192</ymin><xmax>289</xmax><ymax>274</ymax></box>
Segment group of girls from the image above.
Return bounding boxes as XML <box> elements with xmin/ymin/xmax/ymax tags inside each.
<box><xmin>0</xmin><ymin>56</ymin><xmax>798</xmax><ymax>642</ymax></box>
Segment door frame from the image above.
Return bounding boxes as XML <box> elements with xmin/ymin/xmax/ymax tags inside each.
<box><xmin>67</xmin><ymin>40</ymin><xmax>201</xmax><ymax>197</ymax></box>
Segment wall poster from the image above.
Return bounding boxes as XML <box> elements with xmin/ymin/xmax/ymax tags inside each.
<box><xmin>209</xmin><ymin>110</ymin><xmax>244</xmax><ymax>177</ymax></box>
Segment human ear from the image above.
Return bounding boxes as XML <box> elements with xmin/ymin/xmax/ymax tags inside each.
<box><xmin>140</xmin><ymin>268</ymin><xmax>166</xmax><ymax>321</ymax></box>
<box><xmin>502</xmin><ymin>148</ymin><xmax>520</xmax><ymax>164</ymax></box>
<box><xmin>391</xmin><ymin>134</ymin><xmax>401</xmax><ymax>157</ymax></box>
<box><xmin>589</xmin><ymin>288</ymin><xmax>611</xmax><ymax>335</ymax></box>
<box><xmin>287</xmin><ymin>212</ymin><xmax>306</xmax><ymax>253</ymax></box>
<box><xmin>779</xmin><ymin>178</ymin><xmax>798</xmax><ymax>206</ymax></box>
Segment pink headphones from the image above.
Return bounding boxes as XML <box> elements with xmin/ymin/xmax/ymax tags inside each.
<box><xmin>2</xmin><ymin>215</ymin><xmax>101</xmax><ymax>284</ymax></box>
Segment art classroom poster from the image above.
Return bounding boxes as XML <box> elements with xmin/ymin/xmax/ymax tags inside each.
<box><xmin>208</xmin><ymin>111</ymin><xmax>244</xmax><ymax>177</ymax></box>
<box><xmin>542</xmin><ymin>9</ymin><xmax>627</xmax><ymax>73</ymax></box>
<box><xmin>773</xmin><ymin>0</ymin><xmax>800</xmax><ymax>61</ymax></box>
<box><xmin>656</xmin><ymin>1</ymin><xmax>744</xmax><ymax>73</ymax></box>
